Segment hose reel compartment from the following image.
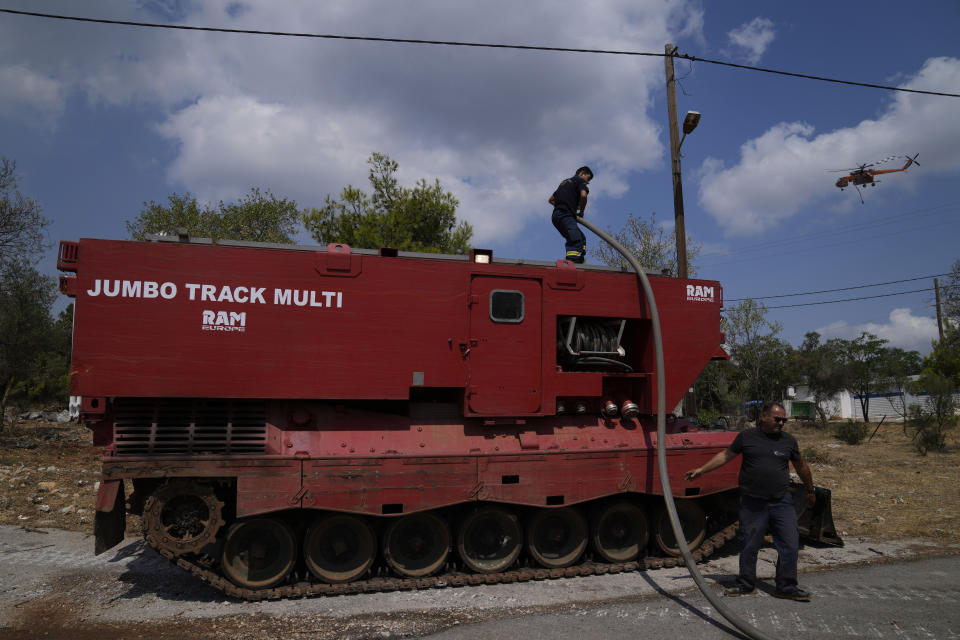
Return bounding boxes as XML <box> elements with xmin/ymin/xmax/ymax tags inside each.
<box><xmin>557</xmin><ymin>316</ymin><xmax>632</xmax><ymax>372</ymax></box>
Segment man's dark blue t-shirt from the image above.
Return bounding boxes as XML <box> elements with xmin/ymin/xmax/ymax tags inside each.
<box><xmin>552</xmin><ymin>175</ymin><xmax>589</xmax><ymax>214</ymax></box>
<box><xmin>729</xmin><ymin>427</ymin><xmax>800</xmax><ymax>500</ymax></box>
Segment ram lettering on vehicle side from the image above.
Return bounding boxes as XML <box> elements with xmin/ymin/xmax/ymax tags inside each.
<box><xmin>686</xmin><ymin>284</ymin><xmax>715</xmax><ymax>302</ymax></box>
<box><xmin>202</xmin><ymin>310</ymin><xmax>246</xmax><ymax>332</ymax></box>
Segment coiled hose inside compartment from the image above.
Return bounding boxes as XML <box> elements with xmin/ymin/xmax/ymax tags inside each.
<box><xmin>557</xmin><ymin>317</ymin><xmax>633</xmax><ymax>372</ymax></box>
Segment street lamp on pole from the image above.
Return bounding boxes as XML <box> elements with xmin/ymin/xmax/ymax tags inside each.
<box><xmin>679</xmin><ymin>111</ymin><xmax>701</xmax><ymax>153</ymax></box>
<box><xmin>664</xmin><ymin>44</ymin><xmax>699</xmax><ymax>280</ymax></box>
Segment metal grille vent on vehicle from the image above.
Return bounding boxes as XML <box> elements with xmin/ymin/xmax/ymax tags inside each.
<box><xmin>113</xmin><ymin>398</ymin><xmax>268</xmax><ymax>455</ymax></box>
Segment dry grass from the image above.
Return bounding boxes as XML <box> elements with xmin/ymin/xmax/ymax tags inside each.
<box><xmin>1</xmin><ymin>419</ymin><xmax>958</xmax><ymax>545</ymax></box>
<box><xmin>789</xmin><ymin>420</ymin><xmax>959</xmax><ymax>543</ymax></box>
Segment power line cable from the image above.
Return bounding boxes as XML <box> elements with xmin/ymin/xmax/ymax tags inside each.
<box><xmin>752</xmin><ymin>287</ymin><xmax>936</xmax><ymax>310</ymax></box>
<box><xmin>675</xmin><ymin>52</ymin><xmax>959</xmax><ymax>98</ymax></box>
<box><xmin>754</xmin><ymin>283</ymin><xmax>960</xmax><ymax>310</ymax></box>
<box><xmin>2</xmin><ymin>8</ymin><xmax>958</xmax><ymax>98</ymax></box>
<box><xmin>727</xmin><ymin>273</ymin><xmax>953</xmax><ymax>302</ymax></box>
<box><xmin>0</xmin><ymin>8</ymin><xmax>658</xmax><ymax>55</ymax></box>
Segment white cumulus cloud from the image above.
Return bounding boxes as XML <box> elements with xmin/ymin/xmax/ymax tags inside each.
<box><xmin>727</xmin><ymin>17</ymin><xmax>775</xmax><ymax>65</ymax></box>
<box><xmin>0</xmin><ymin>0</ymin><xmax>711</xmax><ymax>243</ymax></box>
<box><xmin>816</xmin><ymin>307</ymin><xmax>938</xmax><ymax>354</ymax></box>
<box><xmin>698</xmin><ymin>56</ymin><xmax>960</xmax><ymax>237</ymax></box>
<box><xmin>122</xmin><ymin>0</ymin><xmax>700</xmax><ymax>243</ymax></box>
<box><xmin>0</xmin><ymin>65</ymin><xmax>65</xmax><ymax>128</ymax></box>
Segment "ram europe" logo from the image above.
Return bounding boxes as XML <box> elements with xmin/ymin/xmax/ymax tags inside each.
<box><xmin>686</xmin><ymin>284</ymin><xmax>715</xmax><ymax>303</ymax></box>
<box><xmin>202</xmin><ymin>310</ymin><xmax>246</xmax><ymax>332</ymax></box>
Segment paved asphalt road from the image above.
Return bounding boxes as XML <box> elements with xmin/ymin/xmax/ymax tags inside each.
<box><xmin>1</xmin><ymin>526</ymin><xmax>958</xmax><ymax>639</ymax></box>
<box><xmin>424</xmin><ymin>556</ymin><xmax>960</xmax><ymax>640</ymax></box>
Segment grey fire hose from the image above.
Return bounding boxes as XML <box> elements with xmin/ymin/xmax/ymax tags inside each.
<box><xmin>578</xmin><ymin>217</ymin><xmax>775</xmax><ymax>640</ymax></box>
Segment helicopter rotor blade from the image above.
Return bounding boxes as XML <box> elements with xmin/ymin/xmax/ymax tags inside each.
<box><xmin>873</xmin><ymin>155</ymin><xmax>899</xmax><ymax>166</ymax></box>
<box><xmin>827</xmin><ymin>163</ymin><xmax>870</xmax><ymax>172</ymax></box>
<box><xmin>826</xmin><ymin>153</ymin><xmax>906</xmax><ymax>173</ymax></box>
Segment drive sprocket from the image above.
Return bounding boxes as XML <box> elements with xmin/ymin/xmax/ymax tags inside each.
<box><xmin>143</xmin><ymin>479</ymin><xmax>225</xmax><ymax>556</ymax></box>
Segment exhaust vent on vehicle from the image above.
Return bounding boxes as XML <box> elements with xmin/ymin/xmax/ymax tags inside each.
<box><xmin>113</xmin><ymin>398</ymin><xmax>267</xmax><ymax>455</ymax></box>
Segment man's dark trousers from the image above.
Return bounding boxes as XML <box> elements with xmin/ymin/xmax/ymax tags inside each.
<box><xmin>735</xmin><ymin>493</ymin><xmax>800</xmax><ymax>593</ymax></box>
<box><xmin>551</xmin><ymin>209</ymin><xmax>585</xmax><ymax>262</ymax></box>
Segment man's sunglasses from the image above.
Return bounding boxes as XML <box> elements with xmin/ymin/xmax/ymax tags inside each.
<box><xmin>773</xmin><ymin>417</ymin><xmax>788</xmax><ymax>424</ymax></box>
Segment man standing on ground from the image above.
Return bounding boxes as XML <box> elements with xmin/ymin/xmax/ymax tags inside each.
<box><xmin>549</xmin><ymin>166</ymin><xmax>593</xmax><ymax>263</ymax></box>
<box><xmin>684</xmin><ymin>402</ymin><xmax>816</xmax><ymax>601</ymax></box>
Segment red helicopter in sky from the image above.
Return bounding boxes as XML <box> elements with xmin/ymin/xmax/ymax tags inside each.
<box><xmin>831</xmin><ymin>153</ymin><xmax>920</xmax><ymax>203</ymax></box>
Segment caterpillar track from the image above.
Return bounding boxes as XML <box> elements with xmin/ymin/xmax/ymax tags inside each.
<box><xmin>151</xmin><ymin>521</ymin><xmax>739</xmax><ymax>602</ymax></box>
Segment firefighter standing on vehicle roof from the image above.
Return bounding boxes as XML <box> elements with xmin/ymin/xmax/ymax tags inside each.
<box><xmin>550</xmin><ymin>166</ymin><xmax>593</xmax><ymax>264</ymax></box>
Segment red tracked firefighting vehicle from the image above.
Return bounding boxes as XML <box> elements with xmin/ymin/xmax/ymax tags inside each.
<box><xmin>58</xmin><ymin>236</ymin><xmax>839</xmax><ymax>597</ymax></box>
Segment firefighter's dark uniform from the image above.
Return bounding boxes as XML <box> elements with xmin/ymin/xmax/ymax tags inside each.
<box><xmin>551</xmin><ymin>175</ymin><xmax>589</xmax><ymax>263</ymax></box>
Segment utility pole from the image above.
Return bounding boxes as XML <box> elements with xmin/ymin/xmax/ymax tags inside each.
<box><xmin>935</xmin><ymin>278</ymin><xmax>944</xmax><ymax>340</ymax></box>
<box><xmin>664</xmin><ymin>43</ymin><xmax>687</xmax><ymax>279</ymax></box>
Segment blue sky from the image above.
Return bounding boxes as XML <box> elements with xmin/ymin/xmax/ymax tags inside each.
<box><xmin>2</xmin><ymin>1</ymin><xmax>958</xmax><ymax>355</ymax></box>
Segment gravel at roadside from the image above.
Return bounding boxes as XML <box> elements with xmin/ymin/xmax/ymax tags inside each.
<box><xmin>1</xmin><ymin>524</ymin><xmax>956</xmax><ymax>640</ymax></box>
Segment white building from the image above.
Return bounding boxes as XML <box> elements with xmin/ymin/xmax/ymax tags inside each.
<box><xmin>785</xmin><ymin>381</ymin><xmax>960</xmax><ymax>422</ymax></box>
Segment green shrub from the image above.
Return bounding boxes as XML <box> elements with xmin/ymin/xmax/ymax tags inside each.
<box><xmin>835</xmin><ymin>420</ymin><xmax>868</xmax><ymax>445</ymax></box>
<box><xmin>907</xmin><ymin>402</ymin><xmax>954</xmax><ymax>456</ymax></box>
<box><xmin>914</xmin><ymin>426</ymin><xmax>947</xmax><ymax>456</ymax></box>
<box><xmin>696</xmin><ymin>408</ymin><xmax>722</xmax><ymax>427</ymax></box>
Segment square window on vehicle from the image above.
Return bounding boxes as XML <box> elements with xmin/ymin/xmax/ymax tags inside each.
<box><xmin>490</xmin><ymin>290</ymin><xmax>524</xmax><ymax>323</ymax></box>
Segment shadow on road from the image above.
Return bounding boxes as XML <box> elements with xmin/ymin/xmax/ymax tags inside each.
<box><xmin>638</xmin><ymin>568</ymin><xmax>750</xmax><ymax>640</ymax></box>
<box><xmin>109</xmin><ymin>541</ymin><xmax>225</xmax><ymax>603</ymax></box>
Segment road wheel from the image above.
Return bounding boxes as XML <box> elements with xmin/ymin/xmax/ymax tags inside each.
<box><xmin>652</xmin><ymin>500</ymin><xmax>706</xmax><ymax>557</ymax></box>
<box><xmin>221</xmin><ymin>518</ymin><xmax>296</xmax><ymax>589</ymax></box>
<box><xmin>304</xmin><ymin>514</ymin><xmax>377</xmax><ymax>584</ymax></box>
<box><xmin>457</xmin><ymin>506</ymin><xmax>522</xmax><ymax>573</ymax></box>
<box><xmin>383</xmin><ymin>512</ymin><xmax>451</xmax><ymax>577</ymax></box>
<box><xmin>527</xmin><ymin>507</ymin><xmax>587</xmax><ymax>568</ymax></box>
<box><xmin>590</xmin><ymin>501</ymin><xmax>648</xmax><ymax>562</ymax></box>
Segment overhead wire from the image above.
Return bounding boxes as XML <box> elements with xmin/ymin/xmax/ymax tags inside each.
<box><xmin>725</xmin><ymin>282</ymin><xmax>960</xmax><ymax>310</ymax></box>
<box><xmin>761</xmin><ymin>286</ymin><xmax>945</xmax><ymax>310</ymax></box>
<box><xmin>675</xmin><ymin>51</ymin><xmax>959</xmax><ymax>98</ymax></box>
<box><xmin>1</xmin><ymin>8</ymin><xmax>959</xmax><ymax>98</ymax></box>
<box><xmin>727</xmin><ymin>273</ymin><xmax>953</xmax><ymax>302</ymax></box>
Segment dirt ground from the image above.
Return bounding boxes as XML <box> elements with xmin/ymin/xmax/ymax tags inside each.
<box><xmin>1</xmin><ymin>417</ymin><xmax>957</xmax><ymax>542</ymax></box>
<box><xmin>0</xmin><ymin>419</ymin><xmax>101</xmax><ymax>532</ymax></box>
